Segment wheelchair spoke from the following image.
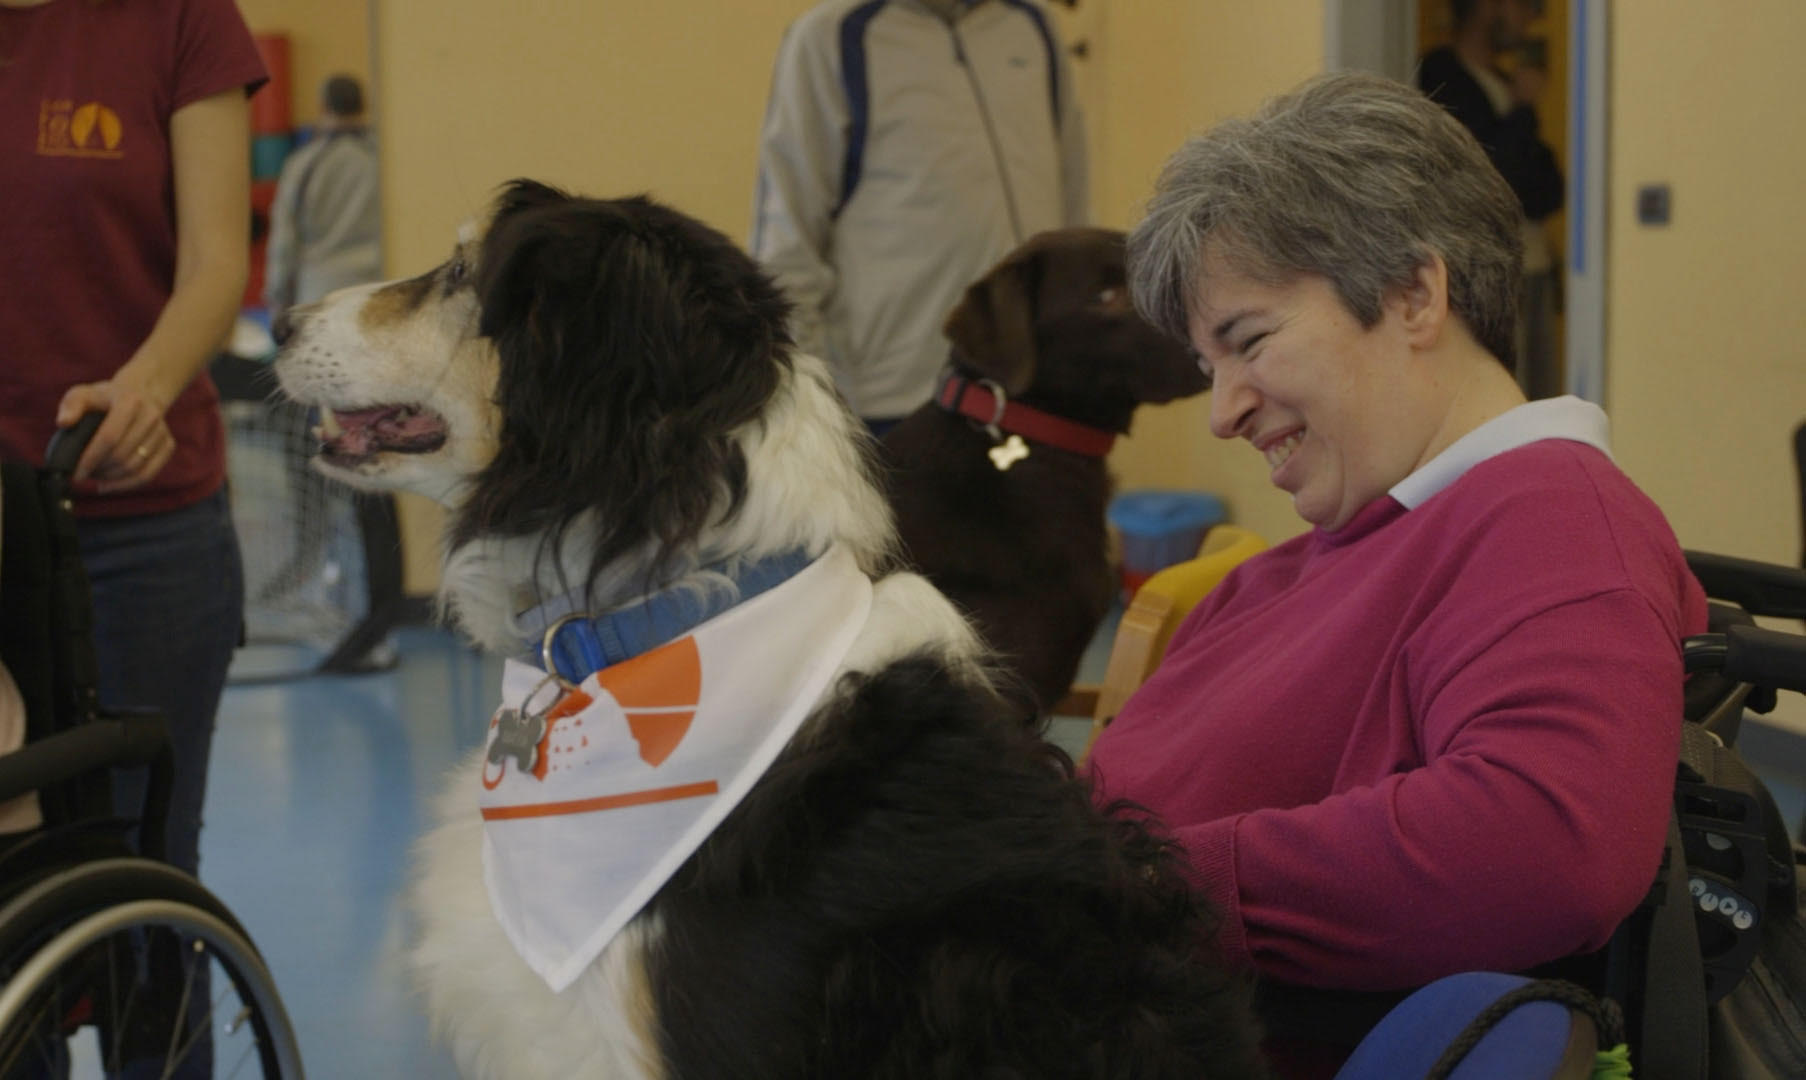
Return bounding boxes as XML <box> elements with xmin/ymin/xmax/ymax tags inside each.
<box><xmin>0</xmin><ymin>963</ymin><xmax>103</xmax><ymax>1077</ymax></box>
<box><xmin>103</xmin><ymin>972</ymin><xmax>142</xmax><ymax>1071</ymax></box>
<box><xmin>0</xmin><ymin>990</ymin><xmax>63</xmax><ymax>1076</ymax></box>
<box><xmin>105</xmin><ymin>936</ymin><xmax>134</xmax><ymax>1072</ymax></box>
<box><xmin>224</xmin><ymin>1002</ymin><xmax>253</xmax><ymax>1036</ymax></box>
<box><xmin>0</xmin><ymin>863</ymin><xmax>301</xmax><ymax>1078</ymax></box>
<box><xmin>158</xmin><ymin>941</ymin><xmax>202</xmax><ymax>1079</ymax></box>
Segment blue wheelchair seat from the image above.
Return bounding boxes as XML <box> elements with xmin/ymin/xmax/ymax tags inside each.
<box><xmin>1336</xmin><ymin>971</ymin><xmax>1623</xmax><ymax>1080</ymax></box>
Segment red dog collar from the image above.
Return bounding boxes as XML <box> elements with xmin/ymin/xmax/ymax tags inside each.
<box><xmin>934</xmin><ymin>372</ymin><xmax>1116</xmax><ymax>459</ymax></box>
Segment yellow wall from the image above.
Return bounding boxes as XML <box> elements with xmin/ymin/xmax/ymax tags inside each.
<box><xmin>376</xmin><ymin>0</ymin><xmax>818</xmax><ymax>274</ymax></box>
<box><xmin>368</xmin><ymin>1</ymin><xmax>1805</xmax><ymax>598</ymax></box>
<box><xmin>1095</xmin><ymin>1</ymin><xmax>1324</xmax><ymax>549</ymax></box>
<box><xmin>371</xmin><ymin>0</ymin><xmax>1324</xmax><ymax>590</ymax></box>
<box><xmin>1607</xmin><ymin>1</ymin><xmax>1805</xmax><ymax>568</ymax></box>
<box><xmin>235</xmin><ymin>0</ymin><xmax>371</xmax><ymax>126</ymax></box>
<box><xmin>1609</xmin><ymin>2</ymin><xmax>1806</xmax><ymax>735</ymax></box>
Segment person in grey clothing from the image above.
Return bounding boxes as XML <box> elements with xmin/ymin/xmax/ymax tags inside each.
<box><xmin>263</xmin><ymin>74</ymin><xmax>381</xmax><ymax>321</ymax></box>
<box><xmin>751</xmin><ymin>0</ymin><xmax>1088</xmax><ymax>433</ymax></box>
<box><xmin>257</xmin><ymin>76</ymin><xmax>385</xmax><ymax>613</ymax></box>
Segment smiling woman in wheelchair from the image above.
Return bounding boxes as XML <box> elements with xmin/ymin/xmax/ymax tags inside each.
<box><xmin>1102</xmin><ymin>71</ymin><xmax>1709</xmax><ymax>1075</ymax></box>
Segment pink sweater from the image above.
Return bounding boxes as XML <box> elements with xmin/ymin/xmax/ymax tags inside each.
<box><xmin>1088</xmin><ymin>433</ymin><xmax>1707</xmax><ymax>991</ymax></box>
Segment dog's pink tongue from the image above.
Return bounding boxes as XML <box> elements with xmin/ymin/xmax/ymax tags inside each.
<box><xmin>375</xmin><ymin>409</ymin><xmax>441</xmax><ymax>441</ymax></box>
<box><xmin>325</xmin><ymin>407</ymin><xmax>394</xmax><ymax>455</ymax></box>
<box><xmin>335</xmin><ymin>406</ymin><xmax>396</xmax><ymax>425</ymax></box>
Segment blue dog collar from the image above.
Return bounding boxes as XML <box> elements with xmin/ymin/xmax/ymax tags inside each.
<box><xmin>517</xmin><ymin>548</ymin><xmax>818</xmax><ymax>684</ymax></box>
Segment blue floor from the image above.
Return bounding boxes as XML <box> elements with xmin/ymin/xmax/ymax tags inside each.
<box><xmin>200</xmin><ymin>627</ymin><xmax>498</xmax><ymax>1079</ymax></box>
<box><xmin>194</xmin><ymin>611</ymin><xmax>1805</xmax><ymax>1078</ymax></box>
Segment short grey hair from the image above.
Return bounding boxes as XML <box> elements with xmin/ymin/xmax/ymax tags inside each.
<box><xmin>1127</xmin><ymin>70</ymin><xmax>1525</xmax><ymax>370</ymax></box>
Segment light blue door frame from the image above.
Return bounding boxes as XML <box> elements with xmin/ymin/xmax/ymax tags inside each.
<box><xmin>1566</xmin><ymin>0</ymin><xmax>1609</xmax><ymax>404</ymax></box>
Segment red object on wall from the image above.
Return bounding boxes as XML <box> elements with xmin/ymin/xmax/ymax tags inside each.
<box><xmin>251</xmin><ymin>33</ymin><xmax>291</xmax><ymax>135</ymax></box>
<box><xmin>251</xmin><ymin>178</ymin><xmax>279</xmax><ymax>216</ymax></box>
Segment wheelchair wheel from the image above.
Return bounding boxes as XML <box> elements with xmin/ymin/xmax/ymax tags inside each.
<box><xmin>0</xmin><ymin>857</ymin><xmax>303</xmax><ymax>1078</ymax></box>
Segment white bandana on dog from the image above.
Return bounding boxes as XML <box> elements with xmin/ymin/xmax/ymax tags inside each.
<box><xmin>479</xmin><ymin>546</ymin><xmax>871</xmax><ymax>992</ymax></box>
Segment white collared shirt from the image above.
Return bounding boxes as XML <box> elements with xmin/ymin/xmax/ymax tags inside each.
<box><xmin>1390</xmin><ymin>395</ymin><xmax>1612</xmax><ymax>511</ymax></box>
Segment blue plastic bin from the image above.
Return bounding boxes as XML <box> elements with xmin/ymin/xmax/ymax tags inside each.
<box><xmin>1108</xmin><ymin>490</ymin><xmax>1228</xmax><ymax>596</ymax></box>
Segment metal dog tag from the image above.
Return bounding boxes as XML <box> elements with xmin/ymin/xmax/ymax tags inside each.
<box><xmin>487</xmin><ymin>706</ymin><xmax>548</xmax><ymax>774</ymax></box>
<box><xmin>988</xmin><ymin>434</ymin><xmax>1030</xmax><ymax>471</ymax></box>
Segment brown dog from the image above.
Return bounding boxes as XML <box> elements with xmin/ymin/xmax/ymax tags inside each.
<box><xmin>880</xmin><ymin>227</ymin><xmax>1207</xmax><ymax>720</ymax></box>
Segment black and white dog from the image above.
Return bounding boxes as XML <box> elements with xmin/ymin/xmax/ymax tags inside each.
<box><xmin>272</xmin><ymin>181</ymin><xmax>1263</xmax><ymax>1079</ymax></box>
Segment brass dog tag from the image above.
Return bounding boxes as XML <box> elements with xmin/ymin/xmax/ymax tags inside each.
<box><xmin>988</xmin><ymin>434</ymin><xmax>1030</xmax><ymax>471</ymax></box>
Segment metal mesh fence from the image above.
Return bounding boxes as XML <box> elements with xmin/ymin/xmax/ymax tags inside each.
<box><xmin>221</xmin><ymin>394</ymin><xmax>401</xmax><ymax>683</ymax></box>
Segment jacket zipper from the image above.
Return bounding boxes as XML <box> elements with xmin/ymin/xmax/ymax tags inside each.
<box><xmin>949</xmin><ymin>24</ymin><xmax>1026</xmax><ymax>245</ymax></box>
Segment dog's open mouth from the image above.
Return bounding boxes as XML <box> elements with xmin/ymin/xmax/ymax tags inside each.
<box><xmin>315</xmin><ymin>404</ymin><xmax>449</xmax><ymax>466</ymax></box>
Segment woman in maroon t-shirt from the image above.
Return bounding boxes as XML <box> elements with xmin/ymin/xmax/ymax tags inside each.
<box><xmin>0</xmin><ymin>1</ymin><xmax>266</xmax><ymax>1075</ymax></box>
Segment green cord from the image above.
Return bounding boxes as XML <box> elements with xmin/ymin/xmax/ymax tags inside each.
<box><xmin>1593</xmin><ymin>1043</ymin><xmax>1633</xmax><ymax>1079</ymax></box>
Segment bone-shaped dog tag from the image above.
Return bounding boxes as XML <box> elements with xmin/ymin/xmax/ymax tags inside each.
<box><xmin>988</xmin><ymin>434</ymin><xmax>1030</xmax><ymax>471</ymax></box>
<box><xmin>488</xmin><ymin>706</ymin><xmax>548</xmax><ymax>774</ymax></box>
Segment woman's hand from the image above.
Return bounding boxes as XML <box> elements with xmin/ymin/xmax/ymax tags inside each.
<box><xmin>55</xmin><ymin>377</ymin><xmax>176</xmax><ymax>493</ymax></box>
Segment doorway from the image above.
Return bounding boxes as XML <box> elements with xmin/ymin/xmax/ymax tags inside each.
<box><xmin>1326</xmin><ymin>0</ymin><xmax>1605</xmax><ymax>404</ymax></box>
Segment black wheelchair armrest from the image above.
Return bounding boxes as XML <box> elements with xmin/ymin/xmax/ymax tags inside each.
<box><xmin>1685</xmin><ymin>550</ymin><xmax>1806</xmax><ymax>621</ymax></box>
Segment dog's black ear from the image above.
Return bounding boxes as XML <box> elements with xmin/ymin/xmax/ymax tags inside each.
<box><xmin>943</xmin><ymin>246</ymin><xmax>1043</xmax><ymax>396</ymax></box>
<box><xmin>473</xmin><ymin>191</ymin><xmax>566</xmax><ymax>346</ymax></box>
<box><xmin>494</xmin><ymin>178</ymin><xmax>570</xmax><ymax>220</ymax></box>
<box><xmin>458</xmin><ymin>192</ymin><xmax>792</xmax><ymax>598</ymax></box>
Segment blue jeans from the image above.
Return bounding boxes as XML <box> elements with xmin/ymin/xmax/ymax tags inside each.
<box><xmin>76</xmin><ymin>487</ymin><xmax>243</xmax><ymax>1080</ymax></box>
<box><xmin>77</xmin><ymin>488</ymin><xmax>243</xmax><ymax>876</ymax></box>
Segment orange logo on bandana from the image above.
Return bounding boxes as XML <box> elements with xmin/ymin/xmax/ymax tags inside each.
<box><xmin>595</xmin><ymin>636</ymin><xmax>701</xmax><ymax>767</ymax></box>
<box><xmin>38</xmin><ymin>100</ymin><xmax>124</xmax><ymax>158</ymax></box>
<box><xmin>530</xmin><ymin>635</ymin><xmax>703</xmax><ymax>774</ymax></box>
<box><xmin>480</xmin><ymin>636</ymin><xmax>716</xmax><ymax>820</ymax></box>
<box><xmin>482</xmin><ymin>635</ymin><xmax>705</xmax><ymax>785</ymax></box>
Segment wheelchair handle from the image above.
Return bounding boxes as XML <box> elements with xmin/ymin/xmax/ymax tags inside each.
<box><xmin>0</xmin><ymin>713</ymin><xmax>174</xmax><ymax>861</ymax></box>
<box><xmin>1683</xmin><ymin>622</ymin><xmax>1806</xmax><ymax>695</ymax></box>
<box><xmin>43</xmin><ymin>410</ymin><xmax>105</xmax><ymax>477</ymax></box>
<box><xmin>1684</xmin><ymin>550</ymin><xmax>1806</xmax><ymax>621</ymax></box>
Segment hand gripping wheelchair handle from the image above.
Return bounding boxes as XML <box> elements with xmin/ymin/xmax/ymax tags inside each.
<box><xmin>43</xmin><ymin>410</ymin><xmax>105</xmax><ymax>479</ymax></box>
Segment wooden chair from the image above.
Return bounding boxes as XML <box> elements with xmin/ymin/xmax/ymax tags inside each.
<box><xmin>1056</xmin><ymin>524</ymin><xmax>1268</xmax><ymax>764</ymax></box>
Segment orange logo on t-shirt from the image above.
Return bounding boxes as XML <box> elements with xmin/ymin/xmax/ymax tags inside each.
<box><xmin>38</xmin><ymin>99</ymin><xmax>123</xmax><ymax>158</ymax></box>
